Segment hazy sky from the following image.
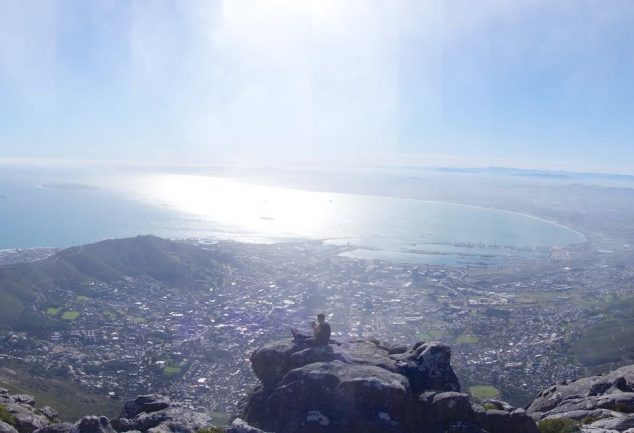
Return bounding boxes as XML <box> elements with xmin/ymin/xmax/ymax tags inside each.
<box><xmin>1</xmin><ymin>0</ymin><xmax>633</xmax><ymax>172</ymax></box>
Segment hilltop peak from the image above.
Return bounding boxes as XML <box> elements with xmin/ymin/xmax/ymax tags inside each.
<box><xmin>0</xmin><ymin>236</ymin><xmax>226</xmax><ymax>333</ymax></box>
<box><xmin>51</xmin><ymin>235</ymin><xmax>222</xmax><ymax>285</ymax></box>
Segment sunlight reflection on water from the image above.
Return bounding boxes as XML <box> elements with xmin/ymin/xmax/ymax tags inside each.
<box><xmin>117</xmin><ymin>173</ymin><xmax>586</xmax><ymax>265</ymax></box>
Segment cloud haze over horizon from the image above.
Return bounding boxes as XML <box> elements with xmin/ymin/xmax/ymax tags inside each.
<box><xmin>1</xmin><ymin>1</ymin><xmax>633</xmax><ymax>173</ymax></box>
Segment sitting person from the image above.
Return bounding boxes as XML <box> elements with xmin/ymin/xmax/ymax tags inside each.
<box><xmin>292</xmin><ymin>313</ymin><xmax>331</xmax><ymax>346</ymax></box>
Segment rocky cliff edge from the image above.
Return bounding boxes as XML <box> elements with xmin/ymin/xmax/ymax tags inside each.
<box><xmin>235</xmin><ymin>338</ymin><xmax>538</xmax><ymax>433</ymax></box>
<box><xmin>3</xmin><ymin>339</ymin><xmax>634</xmax><ymax>433</ymax></box>
<box><xmin>526</xmin><ymin>364</ymin><xmax>634</xmax><ymax>432</ymax></box>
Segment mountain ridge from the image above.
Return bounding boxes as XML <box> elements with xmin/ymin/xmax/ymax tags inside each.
<box><xmin>0</xmin><ymin>236</ymin><xmax>226</xmax><ymax>333</ymax></box>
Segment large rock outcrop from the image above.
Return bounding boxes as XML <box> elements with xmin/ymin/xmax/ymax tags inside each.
<box><xmin>526</xmin><ymin>364</ymin><xmax>634</xmax><ymax>433</ymax></box>
<box><xmin>6</xmin><ymin>337</ymin><xmax>634</xmax><ymax>433</ymax></box>
<box><xmin>236</xmin><ymin>338</ymin><xmax>538</xmax><ymax>433</ymax></box>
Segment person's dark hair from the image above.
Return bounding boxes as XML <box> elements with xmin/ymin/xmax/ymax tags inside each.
<box><xmin>317</xmin><ymin>313</ymin><xmax>325</xmax><ymax>320</ymax></box>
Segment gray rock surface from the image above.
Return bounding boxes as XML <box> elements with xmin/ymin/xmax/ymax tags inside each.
<box><xmin>69</xmin><ymin>417</ymin><xmax>115</xmax><ymax>433</ymax></box>
<box><xmin>0</xmin><ymin>421</ymin><xmax>18</xmax><ymax>433</ymax></box>
<box><xmin>587</xmin><ymin>415</ymin><xmax>634</xmax><ymax>431</ymax></box>
<box><xmin>390</xmin><ymin>341</ymin><xmax>461</xmax><ymax>394</ymax></box>
<box><xmin>481</xmin><ymin>400</ymin><xmax>514</xmax><ymax>412</ymax></box>
<box><xmin>33</xmin><ymin>423</ymin><xmax>73</xmax><ymax>433</ymax></box>
<box><xmin>527</xmin><ymin>365</ymin><xmax>634</xmax><ymax>417</ymax></box>
<box><xmin>120</xmin><ymin>396</ymin><xmax>171</xmax><ymax>420</ymax></box>
<box><xmin>226</xmin><ymin>419</ymin><xmax>270</xmax><ymax>433</ymax></box>
<box><xmin>37</xmin><ymin>408</ymin><xmax>59</xmax><ymax>423</ymax></box>
<box><xmin>4</xmin><ymin>403</ymin><xmax>48</xmax><ymax>433</ymax></box>
<box><xmin>239</xmin><ymin>338</ymin><xmax>499</xmax><ymax>433</ymax></box>
<box><xmin>0</xmin><ymin>389</ymin><xmax>213</xmax><ymax>433</ymax></box>
<box><xmin>146</xmin><ymin>422</ymin><xmax>192</xmax><ymax>433</ymax></box>
<box><xmin>527</xmin><ymin>365</ymin><xmax>634</xmax><ymax>432</ymax></box>
<box><xmin>111</xmin><ymin>393</ymin><xmax>212</xmax><ymax>433</ymax></box>
<box><xmin>428</xmin><ymin>392</ymin><xmax>473</xmax><ymax>423</ymax></box>
<box><xmin>268</xmin><ymin>361</ymin><xmax>411</xmax><ymax>432</ymax></box>
<box><xmin>485</xmin><ymin>409</ymin><xmax>540</xmax><ymax>433</ymax></box>
<box><xmin>11</xmin><ymin>397</ymin><xmax>35</xmax><ymax>408</ymax></box>
<box><xmin>539</xmin><ymin>408</ymin><xmax>620</xmax><ymax>422</ymax></box>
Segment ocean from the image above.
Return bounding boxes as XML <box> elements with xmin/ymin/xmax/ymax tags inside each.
<box><xmin>0</xmin><ymin>170</ymin><xmax>586</xmax><ymax>266</ymax></box>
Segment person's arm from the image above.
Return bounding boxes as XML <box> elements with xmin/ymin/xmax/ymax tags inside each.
<box><xmin>313</xmin><ymin>324</ymin><xmax>321</xmax><ymax>337</ymax></box>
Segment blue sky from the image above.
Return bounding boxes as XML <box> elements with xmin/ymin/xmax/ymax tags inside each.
<box><xmin>1</xmin><ymin>0</ymin><xmax>633</xmax><ymax>173</ymax></box>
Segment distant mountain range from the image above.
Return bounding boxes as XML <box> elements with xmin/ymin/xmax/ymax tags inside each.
<box><xmin>0</xmin><ymin>235</ymin><xmax>226</xmax><ymax>334</ymax></box>
<box><xmin>431</xmin><ymin>166</ymin><xmax>634</xmax><ymax>181</ymax></box>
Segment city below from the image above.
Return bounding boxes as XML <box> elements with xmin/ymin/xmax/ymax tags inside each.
<box><xmin>1</xmin><ymin>209</ymin><xmax>633</xmax><ymax>420</ymax></box>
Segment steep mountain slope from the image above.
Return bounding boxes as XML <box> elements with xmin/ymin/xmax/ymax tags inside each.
<box><xmin>569</xmin><ymin>295</ymin><xmax>634</xmax><ymax>374</ymax></box>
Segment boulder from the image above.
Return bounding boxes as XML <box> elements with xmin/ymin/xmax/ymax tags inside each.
<box><xmin>525</xmin><ymin>365</ymin><xmax>634</xmax><ymax>433</ymax></box>
<box><xmin>121</xmin><ymin>406</ymin><xmax>212</xmax><ymax>433</ymax></box>
<box><xmin>250</xmin><ymin>339</ymin><xmax>414</xmax><ymax>391</ymax></box>
<box><xmin>135</xmin><ymin>396</ymin><xmax>171</xmax><ymax>416</ymax></box>
<box><xmin>337</xmin><ymin>339</ymin><xmax>400</xmax><ymax>373</ymax></box>
<box><xmin>391</xmin><ymin>342</ymin><xmax>460</xmax><ymax>394</ymax></box>
<box><xmin>226</xmin><ymin>418</ymin><xmax>270</xmax><ymax>433</ymax></box>
<box><xmin>159</xmin><ymin>408</ymin><xmax>213</xmax><ymax>431</ymax></box>
<box><xmin>120</xmin><ymin>396</ymin><xmax>171</xmax><ymax>419</ymax></box>
<box><xmin>527</xmin><ymin>365</ymin><xmax>634</xmax><ymax>418</ymax></box>
<box><xmin>289</xmin><ymin>346</ymin><xmax>340</xmax><ymax>369</ymax></box>
<box><xmin>540</xmin><ymin>409</ymin><xmax>620</xmax><ymax>422</ymax></box>
<box><xmin>69</xmin><ymin>418</ymin><xmax>115</xmax><ymax>433</ymax></box>
<box><xmin>120</xmin><ymin>401</ymin><xmax>142</xmax><ymax>420</ymax></box>
<box><xmin>0</xmin><ymin>421</ymin><xmax>18</xmax><ymax>433</ymax></box>
<box><xmin>470</xmin><ymin>403</ymin><xmax>488</xmax><ymax>427</ymax></box>
<box><xmin>146</xmin><ymin>422</ymin><xmax>192</xmax><ymax>433</ymax></box>
<box><xmin>579</xmin><ymin>425</ymin><xmax>620</xmax><ymax>433</ymax></box>
<box><xmin>481</xmin><ymin>400</ymin><xmax>514</xmax><ymax>412</ymax></box>
<box><xmin>265</xmin><ymin>361</ymin><xmax>412</xmax><ymax>433</ymax></box>
<box><xmin>11</xmin><ymin>397</ymin><xmax>35</xmax><ymax>408</ymax></box>
<box><xmin>429</xmin><ymin>392</ymin><xmax>473</xmax><ymax>423</ymax></box>
<box><xmin>240</xmin><ymin>339</ymin><xmax>467</xmax><ymax>433</ymax></box>
<box><xmin>485</xmin><ymin>409</ymin><xmax>540</xmax><ymax>433</ymax></box>
<box><xmin>0</xmin><ymin>389</ymin><xmax>9</xmax><ymax>405</ymax></box>
<box><xmin>250</xmin><ymin>340</ymin><xmax>302</xmax><ymax>390</ymax></box>
<box><xmin>586</xmin><ymin>414</ymin><xmax>634</xmax><ymax>431</ymax></box>
<box><xmin>8</xmin><ymin>408</ymin><xmax>48</xmax><ymax>433</ymax></box>
<box><xmin>377</xmin><ymin>343</ymin><xmax>409</xmax><ymax>356</ymax></box>
<box><xmin>33</xmin><ymin>424</ymin><xmax>73</xmax><ymax>433</ymax></box>
<box><xmin>126</xmin><ymin>412</ymin><xmax>170</xmax><ymax>432</ymax></box>
<box><xmin>109</xmin><ymin>419</ymin><xmax>130</xmax><ymax>433</ymax></box>
<box><xmin>37</xmin><ymin>408</ymin><xmax>59</xmax><ymax>423</ymax></box>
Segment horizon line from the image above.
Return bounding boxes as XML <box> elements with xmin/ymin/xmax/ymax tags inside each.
<box><xmin>1</xmin><ymin>155</ymin><xmax>633</xmax><ymax>179</ymax></box>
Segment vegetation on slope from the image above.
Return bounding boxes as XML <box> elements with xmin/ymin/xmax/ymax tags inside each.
<box><xmin>537</xmin><ymin>418</ymin><xmax>580</xmax><ymax>433</ymax></box>
<box><xmin>0</xmin><ymin>366</ymin><xmax>120</xmax><ymax>421</ymax></box>
<box><xmin>0</xmin><ymin>403</ymin><xmax>17</xmax><ymax>426</ymax></box>
<box><xmin>569</xmin><ymin>295</ymin><xmax>634</xmax><ymax>372</ymax></box>
<box><xmin>0</xmin><ymin>235</ymin><xmax>227</xmax><ymax>334</ymax></box>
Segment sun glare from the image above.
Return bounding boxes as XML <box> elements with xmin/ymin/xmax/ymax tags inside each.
<box><xmin>131</xmin><ymin>174</ymin><xmax>337</xmax><ymax>238</ymax></box>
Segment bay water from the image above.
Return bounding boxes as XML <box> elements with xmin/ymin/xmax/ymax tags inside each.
<box><xmin>0</xmin><ymin>171</ymin><xmax>585</xmax><ymax>266</ymax></box>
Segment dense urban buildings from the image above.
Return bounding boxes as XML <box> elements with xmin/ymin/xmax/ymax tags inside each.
<box><xmin>1</xmin><ymin>228</ymin><xmax>632</xmax><ymax>414</ymax></box>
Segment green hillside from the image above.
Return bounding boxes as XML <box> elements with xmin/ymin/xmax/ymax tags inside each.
<box><xmin>569</xmin><ymin>295</ymin><xmax>634</xmax><ymax>373</ymax></box>
<box><xmin>0</xmin><ymin>365</ymin><xmax>120</xmax><ymax>421</ymax></box>
<box><xmin>0</xmin><ymin>236</ymin><xmax>227</xmax><ymax>333</ymax></box>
